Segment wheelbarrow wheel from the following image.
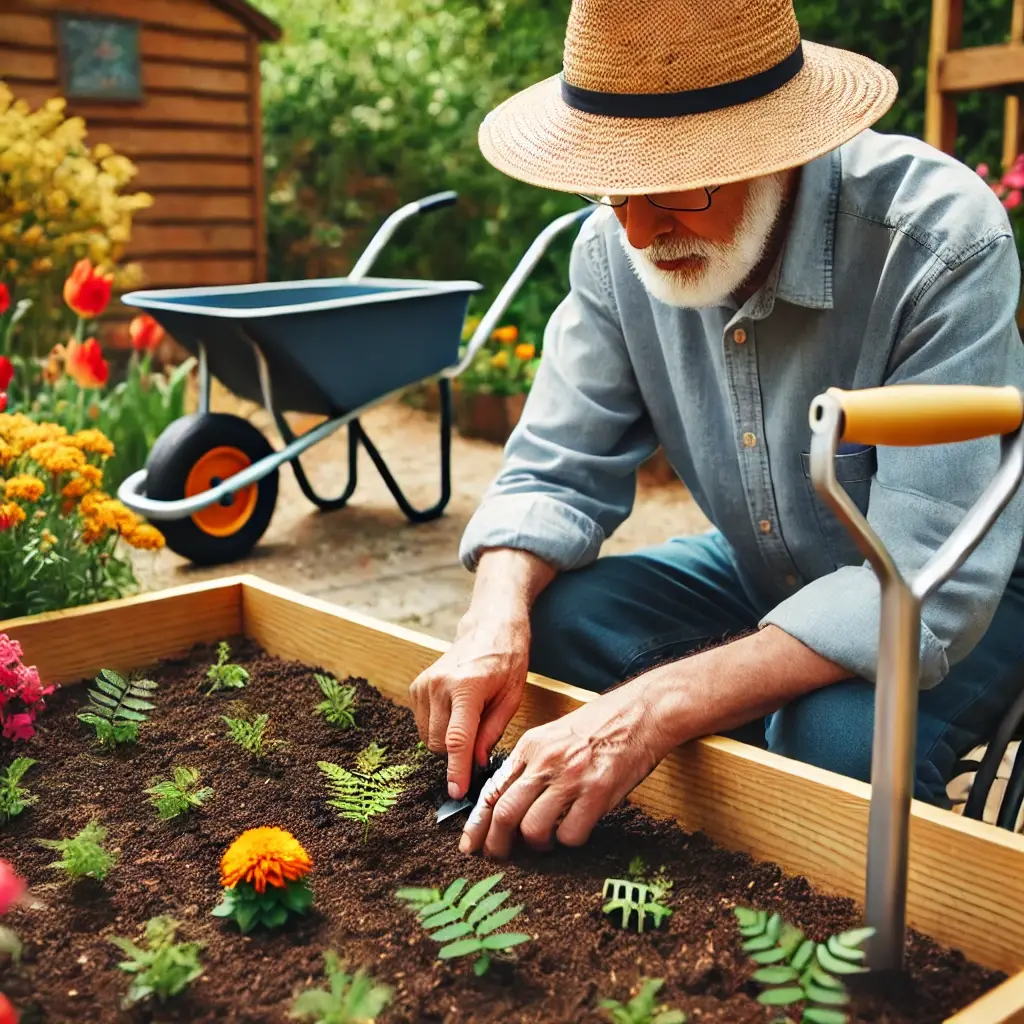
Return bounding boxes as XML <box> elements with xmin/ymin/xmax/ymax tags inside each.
<box><xmin>145</xmin><ymin>413</ymin><xmax>278</xmax><ymax>566</ymax></box>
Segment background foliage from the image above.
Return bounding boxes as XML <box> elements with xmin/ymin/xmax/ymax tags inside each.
<box><xmin>255</xmin><ymin>0</ymin><xmax>1018</xmax><ymax>348</ymax></box>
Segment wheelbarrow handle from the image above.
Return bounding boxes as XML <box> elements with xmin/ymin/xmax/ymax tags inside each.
<box><xmin>416</xmin><ymin>190</ymin><xmax>458</xmax><ymax>213</ymax></box>
<box><xmin>818</xmin><ymin>384</ymin><xmax>1024</xmax><ymax>447</ymax></box>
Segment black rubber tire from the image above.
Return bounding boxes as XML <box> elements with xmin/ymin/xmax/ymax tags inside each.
<box><xmin>145</xmin><ymin>413</ymin><xmax>278</xmax><ymax>566</ymax></box>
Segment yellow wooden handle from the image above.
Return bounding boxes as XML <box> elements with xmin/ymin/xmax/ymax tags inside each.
<box><xmin>826</xmin><ymin>385</ymin><xmax>1024</xmax><ymax>446</ymax></box>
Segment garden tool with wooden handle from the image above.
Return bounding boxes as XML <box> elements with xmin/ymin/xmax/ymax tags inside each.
<box><xmin>808</xmin><ymin>384</ymin><xmax>1024</xmax><ymax>972</ymax></box>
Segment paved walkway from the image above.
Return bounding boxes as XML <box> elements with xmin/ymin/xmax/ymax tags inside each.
<box><xmin>134</xmin><ymin>386</ymin><xmax>710</xmax><ymax>641</ymax></box>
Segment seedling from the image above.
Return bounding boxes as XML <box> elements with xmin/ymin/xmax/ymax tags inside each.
<box><xmin>145</xmin><ymin>767</ymin><xmax>214</xmax><ymax>820</ymax></box>
<box><xmin>0</xmin><ymin>757</ymin><xmax>37</xmax><ymax>824</ymax></box>
<box><xmin>37</xmin><ymin>819</ymin><xmax>115</xmax><ymax>881</ymax></box>
<box><xmin>223</xmin><ymin>703</ymin><xmax>283</xmax><ymax>762</ymax></box>
<box><xmin>77</xmin><ymin>669</ymin><xmax>158</xmax><ymax>749</ymax></box>
<box><xmin>734</xmin><ymin>907</ymin><xmax>874</xmax><ymax>1024</ymax></box>
<box><xmin>396</xmin><ymin>873</ymin><xmax>531</xmax><ymax>976</ymax></box>
<box><xmin>319</xmin><ymin>742</ymin><xmax>414</xmax><ymax>842</ymax></box>
<box><xmin>110</xmin><ymin>915</ymin><xmax>203</xmax><ymax>1007</ymax></box>
<box><xmin>312</xmin><ymin>673</ymin><xmax>358</xmax><ymax>729</ymax></box>
<box><xmin>290</xmin><ymin>950</ymin><xmax>393</xmax><ymax>1022</ymax></box>
<box><xmin>204</xmin><ymin>641</ymin><xmax>249</xmax><ymax>695</ymax></box>
<box><xmin>626</xmin><ymin>858</ymin><xmax>673</xmax><ymax>904</ymax></box>
<box><xmin>602</xmin><ymin>878</ymin><xmax>673</xmax><ymax>933</ymax></box>
<box><xmin>599</xmin><ymin>977</ymin><xmax>686</xmax><ymax>1024</ymax></box>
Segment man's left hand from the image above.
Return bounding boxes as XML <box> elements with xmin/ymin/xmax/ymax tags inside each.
<box><xmin>458</xmin><ymin>678</ymin><xmax>670</xmax><ymax>858</ymax></box>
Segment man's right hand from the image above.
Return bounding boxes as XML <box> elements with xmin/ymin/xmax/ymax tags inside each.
<box><xmin>408</xmin><ymin>548</ymin><xmax>557</xmax><ymax>802</ymax></box>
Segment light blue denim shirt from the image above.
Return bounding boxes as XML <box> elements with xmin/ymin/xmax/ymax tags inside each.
<box><xmin>460</xmin><ymin>129</ymin><xmax>1024</xmax><ymax>689</ymax></box>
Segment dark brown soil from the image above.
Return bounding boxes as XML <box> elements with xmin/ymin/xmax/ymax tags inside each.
<box><xmin>0</xmin><ymin>640</ymin><xmax>1003</xmax><ymax>1024</ymax></box>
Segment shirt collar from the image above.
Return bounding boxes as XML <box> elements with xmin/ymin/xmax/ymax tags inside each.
<box><xmin>774</xmin><ymin>145</ymin><xmax>841</xmax><ymax>310</ymax></box>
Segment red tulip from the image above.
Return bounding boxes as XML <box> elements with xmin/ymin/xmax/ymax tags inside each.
<box><xmin>66</xmin><ymin>337</ymin><xmax>109</xmax><ymax>389</ymax></box>
<box><xmin>129</xmin><ymin>314</ymin><xmax>165</xmax><ymax>352</ymax></box>
<box><xmin>0</xmin><ymin>284</ymin><xmax>9</xmax><ymax>317</ymax></box>
<box><xmin>0</xmin><ymin>992</ymin><xmax>18</xmax><ymax>1024</ymax></box>
<box><xmin>0</xmin><ymin>395</ymin><xmax>6</xmax><ymax>414</ymax></box>
<box><xmin>0</xmin><ymin>358</ymin><xmax>12</xmax><ymax>391</ymax></box>
<box><xmin>63</xmin><ymin>259</ymin><xmax>113</xmax><ymax>320</ymax></box>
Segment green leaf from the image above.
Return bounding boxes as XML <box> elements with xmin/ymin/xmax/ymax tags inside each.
<box><xmin>735</xmin><ymin>906</ymin><xmax>761</xmax><ymax>929</ymax></box>
<box><xmin>261</xmin><ymin>903</ymin><xmax>289</xmax><ymax>929</ymax></box>
<box><xmin>458</xmin><ymin>873</ymin><xmax>503</xmax><ymax>909</ymax></box>
<box><xmin>816</xmin><ymin>943</ymin><xmax>868</xmax><ymax>976</ymax></box>
<box><xmin>804</xmin><ymin>982</ymin><xmax>850</xmax><ymax>1006</ymax></box>
<box><xmin>837</xmin><ymin>927</ymin><xmax>875</xmax><ymax>949</ymax></box>
<box><xmin>438</xmin><ymin>937</ymin><xmax>484</xmax><ymax>959</ymax></box>
<box><xmin>752</xmin><ymin>946</ymin><xmax>797</xmax><ymax>965</ymax></box>
<box><xmin>475</xmin><ymin>904</ymin><xmax>523</xmax><ymax>936</ymax></box>
<box><xmin>753</xmin><ymin>967</ymin><xmax>799</xmax><ymax>985</ymax></box>
<box><xmin>429</xmin><ymin>921</ymin><xmax>474</xmax><ymax>942</ymax></box>
<box><xmin>422</xmin><ymin>907</ymin><xmax>464</xmax><ymax>930</ymax></box>
<box><xmin>480</xmin><ymin>931</ymin><xmax>531</xmax><ymax>951</ymax></box>
<box><xmin>281</xmin><ymin>881</ymin><xmax>314</xmax><ymax>913</ymax></box>
<box><xmin>803</xmin><ymin>1009</ymin><xmax>849</xmax><ymax>1024</ymax></box>
<box><xmin>472</xmin><ymin>954</ymin><xmax>491</xmax><ymax>976</ymax></box>
<box><xmin>791</xmin><ymin>939</ymin><xmax>817</xmax><ymax>972</ymax></box>
<box><xmin>234</xmin><ymin>902</ymin><xmax>259</xmax><ymax>933</ymax></box>
<box><xmin>757</xmin><ymin>987</ymin><xmax>805</xmax><ymax>1006</ymax></box>
<box><xmin>826</xmin><ymin>934</ymin><xmax>867</xmax><ymax>963</ymax></box>
<box><xmin>466</xmin><ymin>890</ymin><xmax>510</xmax><ymax>926</ymax></box>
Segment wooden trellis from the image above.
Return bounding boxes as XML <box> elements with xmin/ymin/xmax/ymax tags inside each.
<box><xmin>926</xmin><ymin>0</ymin><xmax>1024</xmax><ymax>168</ymax></box>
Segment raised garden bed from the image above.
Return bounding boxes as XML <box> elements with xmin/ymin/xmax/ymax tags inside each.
<box><xmin>3</xmin><ymin>577</ymin><xmax>1024</xmax><ymax>1023</ymax></box>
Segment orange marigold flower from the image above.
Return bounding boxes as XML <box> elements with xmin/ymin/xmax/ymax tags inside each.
<box><xmin>63</xmin><ymin>258</ymin><xmax>113</xmax><ymax>320</ymax></box>
<box><xmin>92</xmin><ymin>498</ymin><xmax>138</xmax><ymax>533</ymax></box>
<box><xmin>80</xmin><ymin>519</ymin><xmax>108</xmax><ymax>545</ymax></box>
<box><xmin>70</xmin><ymin>429</ymin><xmax>114</xmax><ymax>459</ymax></box>
<box><xmin>62</xmin><ymin>477</ymin><xmax>93</xmax><ymax>500</ymax></box>
<box><xmin>79</xmin><ymin>490</ymin><xmax>111</xmax><ymax>517</ymax></box>
<box><xmin>491</xmin><ymin>325</ymin><xmax>518</xmax><ymax>344</ymax></box>
<box><xmin>3</xmin><ymin>474</ymin><xmax>45</xmax><ymax>503</ymax></box>
<box><xmin>122</xmin><ymin>523</ymin><xmax>165</xmax><ymax>551</ymax></box>
<box><xmin>514</xmin><ymin>342</ymin><xmax>536</xmax><ymax>361</ymax></box>
<box><xmin>81</xmin><ymin>464</ymin><xmax>104</xmax><ymax>485</ymax></box>
<box><xmin>27</xmin><ymin>441</ymin><xmax>86</xmax><ymax>476</ymax></box>
<box><xmin>490</xmin><ymin>350</ymin><xmax>510</xmax><ymax>370</ymax></box>
<box><xmin>220</xmin><ymin>827</ymin><xmax>313</xmax><ymax>894</ymax></box>
<box><xmin>0</xmin><ymin>501</ymin><xmax>25</xmax><ymax>531</ymax></box>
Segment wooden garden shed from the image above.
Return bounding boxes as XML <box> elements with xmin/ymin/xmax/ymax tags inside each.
<box><xmin>0</xmin><ymin>0</ymin><xmax>280</xmax><ymax>293</ymax></box>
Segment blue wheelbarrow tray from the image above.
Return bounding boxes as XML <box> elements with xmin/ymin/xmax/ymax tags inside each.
<box><xmin>123</xmin><ymin>277</ymin><xmax>483</xmax><ymax>417</ymax></box>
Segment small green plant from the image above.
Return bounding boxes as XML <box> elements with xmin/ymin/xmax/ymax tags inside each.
<box><xmin>222</xmin><ymin>703</ymin><xmax>283</xmax><ymax>762</ymax></box>
<box><xmin>77</xmin><ymin>668</ymin><xmax>158</xmax><ymax>748</ymax></box>
<box><xmin>110</xmin><ymin>915</ymin><xmax>203</xmax><ymax>1007</ymax></box>
<box><xmin>626</xmin><ymin>858</ymin><xmax>674</xmax><ymax>904</ymax></box>
<box><xmin>204</xmin><ymin>641</ymin><xmax>249</xmax><ymax>694</ymax></box>
<box><xmin>396</xmin><ymin>873</ymin><xmax>531</xmax><ymax>976</ymax></box>
<box><xmin>602</xmin><ymin>878</ymin><xmax>673</xmax><ymax>934</ymax></box>
<box><xmin>312</xmin><ymin>673</ymin><xmax>358</xmax><ymax>729</ymax></box>
<box><xmin>144</xmin><ymin>767</ymin><xmax>214</xmax><ymax>820</ymax></box>
<box><xmin>290</xmin><ymin>950</ymin><xmax>393</xmax><ymax>1023</ymax></box>
<box><xmin>599</xmin><ymin>978</ymin><xmax>686</xmax><ymax>1024</ymax></box>
<box><xmin>0</xmin><ymin>757</ymin><xmax>37</xmax><ymax>824</ymax></box>
<box><xmin>37</xmin><ymin>818</ymin><xmax>116</xmax><ymax>881</ymax></box>
<box><xmin>318</xmin><ymin>742</ymin><xmax>414</xmax><ymax>842</ymax></box>
<box><xmin>735</xmin><ymin>907</ymin><xmax>874</xmax><ymax>1024</ymax></box>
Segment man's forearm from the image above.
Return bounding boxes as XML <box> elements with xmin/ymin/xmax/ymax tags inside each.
<box><xmin>463</xmin><ymin>548</ymin><xmax>558</xmax><ymax>629</ymax></box>
<box><xmin>642</xmin><ymin>624</ymin><xmax>851</xmax><ymax>754</ymax></box>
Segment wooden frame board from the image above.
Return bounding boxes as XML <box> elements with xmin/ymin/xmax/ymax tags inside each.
<box><xmin>5</xmin><ymin>575</ymin><xmax>1024</xmax><ymax>1022</ymax></box>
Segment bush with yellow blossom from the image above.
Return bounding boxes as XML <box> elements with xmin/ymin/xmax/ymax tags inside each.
<box><xmin>0</xmin><ymin>413</ymin><xmax>164</xmax><ymax>619</ymax></box>
<box><xmin>456</xmin><ymin>318</ymin><xmax>541</xmax><ymax>397</ymax></box>
<box><xmin>0</xmin><ymin>79</ymin><xmax>151</xmax><ymax>359</ymax></box>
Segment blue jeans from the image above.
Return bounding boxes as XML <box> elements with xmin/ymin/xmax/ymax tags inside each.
<box><xmin>528</xmin><ymin>531</ymin><xmax>1024</xmax><ymax>806</ymax></box>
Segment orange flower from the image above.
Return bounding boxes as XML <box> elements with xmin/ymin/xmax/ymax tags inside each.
<box><xmin>491</xmin><ymin>325</ymin><xmax>518</xmax><ymax>344</ymax></box>
<box><xmin>122</xmin><ymin>523</ymin><xmax>165</xmax><ymax>551</ymax></box>
<box><xmin>514</xmin><ymin>342</ymin><xmax>536</xmax><ymax>361</ymax></box>
<box><xmin>63</xmin><ymin>259</ymin><xmax>113</xmax><ymax>320</ymax></box>
<box><xmin>220</xmin><ymin>827</ymin><xmax>313</xmax><ymax>894</ymax></box>
<box><xmin>3</xmin><ymin>475</ymin><xmax>45</xmax><ymax>503</ymax></box>
<box><xmin>128</xmin><ymin>314</ymin><xmax>165</xmax><ymax>352</ymax></box>
<box><xmin>66</xmin><ymin>338</ymin><xmax>109</xmax><ymax>389</ymax></box>
<box><xmin>70</xmin><ymin>429</ymin><xmax>114</xmax><ymax>458</ymax></box>
<box><xmin>0</xmin><ymin>502</ymin><xmax>25</xmax><ymax>531</ymax></box>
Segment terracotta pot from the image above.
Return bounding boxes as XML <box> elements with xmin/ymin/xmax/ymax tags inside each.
<box><xmin>454</xmin><ymin>390</ymin><xmax>527</xmax><ymax>444</ymax></box>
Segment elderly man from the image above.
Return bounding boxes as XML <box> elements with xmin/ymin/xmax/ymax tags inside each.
<box><xmin>410</xmin><ymin>0</ymin><xmax>1024</xmax><ymax>859</ymax></box>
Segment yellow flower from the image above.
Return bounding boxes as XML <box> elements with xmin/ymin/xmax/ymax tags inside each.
<box><xmin>89</xmin><ymin>498</ymin><xmax>138</xmax><ymax>533</ymax></box>
<box><xmin>79</xmin><ymin>490</ymin><xmax>110</xmax><ymax>517</ymax></box>
<box><xmin>220</xmin><ymin>827</ymin><xmax>313</xmax><ymax>894</ymax></box>
<box><xmin>122</xmin><ymin>523</ymin><xmax>165</xmax><ymax>551</ymax></box>
<box><xmin>514</xmin><ymin>342</ymin><xmax>536</xmax><ymax>361</ymax></box>
<box><xmin>79</xmin><ymin>520</ymin><xmax>108</xmax><ymax>545</ymax></box>
<box><xmin>62</xmin><ymin>476</ymin><xmax>93</xmax><ymax>500</ymax></box>
<box><xmin>27</xmin><ymin>440</ymin><xmax>85</xmax><ymax>475</ymax></box>
<box><xmin>70</xmin><ymin>429</ymin><xmax>115</xmax><ymax>459</ymax></box>
<box><xmin>3</xmin><ymin>474</ymin><xmax>45</xmax><ymax>503</ymax></box>
<box><xmin>490</xmin><ymin>350</ymin><xmax>510</xmax><ymax>370</ymax></box>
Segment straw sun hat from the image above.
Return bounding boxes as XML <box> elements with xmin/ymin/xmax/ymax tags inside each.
<box><xmin>479</xmin><ymin>0</ymin><xmax>898</xmax><ymax>195</ymax></box>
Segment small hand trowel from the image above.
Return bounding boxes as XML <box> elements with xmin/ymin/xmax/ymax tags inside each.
<box><xmin>435</xmin><ymin>753</ymin><xmax>506</xmax><ymax>825</ymax></box>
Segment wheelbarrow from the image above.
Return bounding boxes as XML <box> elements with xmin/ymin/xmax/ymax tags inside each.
<box><xmin>808</xmin><ymin>383</ymin><xmax>1024</xmax><ymax>971</ymax></box>
<box><xmin>117</xmin><ymin>193</ymin><xmax>593</xmax><ymax>565</ymax></box>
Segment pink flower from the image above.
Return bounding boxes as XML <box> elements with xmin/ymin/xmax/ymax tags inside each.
<box><xmin>1002</xmin><ymin>156</ymin><xmax>1024</xmax><ymax>190</ymax></box>
<box><xmin>976</xmin><ymin>162</ymin><xmax>990</xmax><ymax>179</ymax></box>
<box><xmin>0</xmin><ymin>633</ymin><xmax>54</xmax><ymax>742</ymax></box>
<box><xmin>1</xmin><ymin>715</ymin><xmax>34</xmax><ymax>742</ymax></box>
<box><xmin>1005</xmin><ymin>189</ymin><xmax>1022</xmax><ymax>211</ymax></box>
<box><xmin>0</xmin><ymin>862</ymin><xmax>25</xmax><ymax>917</ymax></box>
<box><xmin>0</xmin><ymin>638</ymin><xmax>23</xmax><ymax>665</ymax></box>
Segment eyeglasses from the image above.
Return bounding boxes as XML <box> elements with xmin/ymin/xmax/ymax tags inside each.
<box><xmin>575</xmin><ymin>186</ymin><xmax>721</xmax><ymax>212</ymax></box>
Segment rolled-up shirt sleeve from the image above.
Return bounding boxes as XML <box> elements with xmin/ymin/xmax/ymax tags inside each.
<box><xmin>761</xmin><ymin>233</ymin><xmax>1024</xmax><ymax>688</ymax></box>
<box><xmin>459</xmin><ymin>217</ymin><xmax>658</xmax><ymax>572</ymax></box>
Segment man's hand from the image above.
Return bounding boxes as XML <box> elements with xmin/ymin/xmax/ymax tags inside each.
<box><xmin>458</xmin><ymin>678</ymin><xmax>668</xmax><ymax>858</ymax></box>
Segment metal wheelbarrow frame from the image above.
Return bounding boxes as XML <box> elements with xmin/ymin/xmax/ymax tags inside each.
<box><xmin>117</xmin><ymin>192</ymin><xmax>593</xmax><ymax>564</ymax></box>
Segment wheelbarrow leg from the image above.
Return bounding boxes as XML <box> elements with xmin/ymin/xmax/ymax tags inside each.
<box><xmin>272</xmin><ymin>407</ymin><xmax>360</xmax><ymax>512</ymax></box>
<box><xmin>352</xmin><ymin>378</ymin><xmax>453</xmax><ymax>523</ymax></box>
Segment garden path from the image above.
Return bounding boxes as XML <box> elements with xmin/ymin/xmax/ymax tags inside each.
<box><xmin>132</xmin><ymin>384</ymin><xmax>711</xmax><ymax>641</ymax></box>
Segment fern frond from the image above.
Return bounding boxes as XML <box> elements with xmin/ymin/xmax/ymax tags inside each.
<box><xmin>204</xmin><ymin>641</ymin><xmax>249</xmax><ymax>695</ymax></box>
<box><xmin>0</xmin><ymin>757</ymin><xmax>37</xmax><ymax>825</ymax></box>
<box><xmin>145</xmin><ymin>767</ymin><xmax>214</xmax><ymax>820</ymax></box>
<box><xmin>291</xmin><ymin>950</ymin><xmax>393</xmax><ymax>1023</ymax></box>
<box><xmin>77</xmin><ymin>669</ymin><xmax>157</xmax><ymax>748</ymax></box>
<box><xmin>602</xmin><ymin>879</ymin><xmax>673</xmax><ymax>933</ymax></box>
<box><xmin>355</xmin><ymin>741</ymin><xmax>388</xmax><ymax>775</ymax></box>
<box><xmin>319</xmin><ymin>745</ymin><xmax>411</xmax><ymax>842</ymax></box>
<box><xmin>312</xmin><ymin>674</ymin><xmax>358</xmax><ymax>729</ymax></box>
<box><xmin>222</xmin><ymin>704</ymin><xmax>282</xmax><ymax>761</ymax></box>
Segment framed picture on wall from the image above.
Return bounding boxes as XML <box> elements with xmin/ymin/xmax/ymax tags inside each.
<box><xmin>57</xmin><ymin>14</ymin><xmax>143</xmax><ymax>103</ymax></box>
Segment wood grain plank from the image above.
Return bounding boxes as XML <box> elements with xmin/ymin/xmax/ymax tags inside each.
<box><xmin>84</xmin><ymin>125</ymin><xmax>252</xmax><ymax>160</ymax></box>
<box><xmin>133</xmin><ymin>159</ymin><xmax>253</xmax><ymax>191</ymax></box>
<box><xmin>0</xmin><ymin>46</ymin><xmax>56</xmax><ymax>82</ymax></box>
<box><xmin>14</xmin><ymin>0</ymin><xmax>248</xmax><ymax>37</ymax></box>
<box><xmin>925</xmin><ymin>0</ymin><xmax>963</xmax><ymax>153</ymax></box>
<box><xmin>129</xmin><ymin>222</ymin><xmax>257</xmax><ymax>256</ymax></box>
<box><xmin>238</xmin><ymin>576</ymin><xmax>1024</xmax><ymax>978</ymax></box>
<box><xmin>143</xmin><ymin>30</ymin><xmax>248</xmax><ymax>67</ymax></box>
<box><xmin>139</xmin><ymin>257</ymin><xmax>256</xmax><ymax>286</ymax></box>
<box><xmin>940</xmin><ymin>43</ymin><xmax>1024</xmax><ymax>93</ymax></box>
<box><xmin>3</xmin><ymin>579</ymin><xmax>244</xmax><ymax>684</ymax></box>
<box><xmin>948</xmin><ymin>971</ymin><xmax>1024</xmax><ymax>1023</ymax></box>
<box><xmin>248</xmin><ymin>36</ymin><xmax>266</xmax><ymax>281</ymax></box>
<box><xmin>136</xmin><ymin>193</ymin><xmax>254</xmax><ymax>222</ymax></box>
<box><xmin>146</xmin><ymin>62</ymin><xmax>250</xmax><ymax>97</ymax></box>
<box><xmin>0</xmin><ymin>12</ymin><xmax>54</xmax><ymax>48</ymax></box>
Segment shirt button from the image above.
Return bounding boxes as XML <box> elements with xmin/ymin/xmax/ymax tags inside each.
<box><xmin>785</xmin><ymin>574</ymin><xmax>798</xmax><ymax>586</ymax></box>
<box><xmin>733</xmin><ymin>328</ymin><xmax>748</xmax><ymax>344</ymax></box>
<box><xmin>742</xmin><ymin>431</ymin><xmax>757</xmax><ymax>448</ymax></box>
<box><xmin>759</xmin><ymin>519</ymin><xmax>772</xmax><ymax>534</ymax></box>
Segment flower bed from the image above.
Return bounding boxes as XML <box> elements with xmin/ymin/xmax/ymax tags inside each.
<box><xmin>3</xmin><ymin>578</ymin><xmax>1024</xmax><ymax>1024</ymax></box>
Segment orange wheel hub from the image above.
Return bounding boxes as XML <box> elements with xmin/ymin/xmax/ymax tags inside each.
<box><xmin>185</xmin><ymin>446</ymin><xmax>258</xmax><ymax>538</ymax></box>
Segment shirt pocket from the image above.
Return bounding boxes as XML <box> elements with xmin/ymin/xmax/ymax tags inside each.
<box><xmin>800</xmin><ymin>445</ymin><xmax>878</xmax><ymax>569</ymax></box>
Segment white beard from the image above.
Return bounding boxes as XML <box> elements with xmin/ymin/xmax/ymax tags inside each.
<box><xmin>618</xmin><ymin>173</ymin><xmax>788</xmax><ymax>309</ymax></box>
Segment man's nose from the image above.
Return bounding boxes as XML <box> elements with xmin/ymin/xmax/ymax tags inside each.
<box><xmin>618</xmin><ymin>196</ymin><xmax>676</xmax><ymax>250</ymax></box>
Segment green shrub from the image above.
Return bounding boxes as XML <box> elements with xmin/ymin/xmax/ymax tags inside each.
<box><xmin>223</xmin><ymin>703</ymin><xmax>283</xmax><ymax>762</ymax></box>
<box><xmin>312</xmin><ymin>673</ymin><xmax>357</xmax><ymax>728</ymax></box>
<box><xmin>38</xmin><ymin>818</ymin><xmax>115</xmax><ymax>881</ymax></box>
<box><xmin>145</xmin><ymin>767</ymin><xmax>214</xmax><ymax>820</ymax></box>
<box><xmin>0</xmin><ymin>757</ymin><xmax>37</xmax><ymax>824</ymax></box>
<box><xmin>599</xmin><ymin>978</ymin><xmax>686</xmax><ymax>1024</ymax></box>
<box><xmin>290</xmin><ymin>951</ymin><xmax>393</xmax><ymax>1023</ymax></box>
<box><xmin>204</xmin><ymin>641</ymin><xmax>250</xmax><ymax>695</ymax></box>
<box><xmin>110</xmin><ymin>916</ymin><xmax>203</xmax><ymax>1006</ymax></box>
<box><xmin>77</xmin><ymin>669</ymin><xmax>158</xmax><ymax>749</ymax></box>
